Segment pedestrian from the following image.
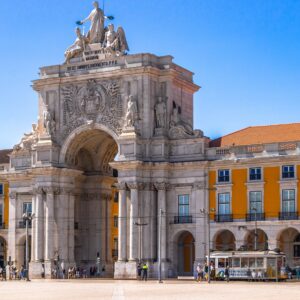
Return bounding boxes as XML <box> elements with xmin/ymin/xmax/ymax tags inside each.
<box><xmin>137</xmin><ymin>263</ymin><xmax>142</xmax><ymax>280</ymax></box>
<box><xmin>204</xmin><ymin>263</ymin><xmax>208</xmax><ymax>281</ymax></box>
<box><xmin>296</xmin><ymin>266</ymin><xmax>300</xmax><ymax>280</ymax></box>
<box><xmin>142</xmin><ymin>263</ymin><xmax>148</xmax><ymax>281</ymax></box>
<box><xmin>196</xmin><ymin>264</ymin><xmax>203</xmax><ymax>282</ymax></box>
<box><xmin>225</xmin><ymin>265</ymin><xmax>230</xmax><ymax>282</ymax></box>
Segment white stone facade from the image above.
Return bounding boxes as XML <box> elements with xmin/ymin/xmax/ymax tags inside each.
<box><xmin>0</xmin><ymin>52</ymin><xmax>300</xmax><ymax>279</ymax></box>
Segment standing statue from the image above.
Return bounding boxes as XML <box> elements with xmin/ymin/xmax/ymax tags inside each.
<box><xmin>43</xmin><ymin>106</ymin><xmax>56</xmax><ymax>136</ymax></box>
<box><xmin>154</xmin><ymin>96</ymin><xmax>167</xmax><ymax>128</ymax></box>
<box><xmin>125</xmin><ymin>95</ymin><xmax>139</xmax><ymax>127</ymax></box>
<box><xmin>103</xmin><ymin>24</ymin><xmax>129</xmax><ymax>55</ymax></box>
<box><xmin>79</xmin><ymin>1</ymin><xmax>106</xmax><ymax>44</ymax></box>
<box><xmin>64</xmin><ymin>27</ymin><xmax>89</xmax><ymax>64</ymax></box>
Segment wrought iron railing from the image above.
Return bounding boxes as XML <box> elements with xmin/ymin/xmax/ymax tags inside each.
<box><xmin>278</xmin><ymin>212</ymin><xmax>298</xmax><ymax>220</ymax></box>
<box><xmin>214</xmin><ymin>214</ymin><xmax>233</xmax><ymax>223</ymax></box>
<box><xmin>246</xmin><ymin>213</ymin><xmax>265</xmax><ymax>221</ymax></box>
<box><xmin>174</xmin><ymin>216</ymin><xmax>193</xmax><ymax>224</ymax></box>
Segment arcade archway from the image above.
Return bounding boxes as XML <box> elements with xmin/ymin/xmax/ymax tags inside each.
<box><xmin>177</xmin><ymin>231</ymin><xmax>195</xmax><ymax>276</ymax></box>
<box><xmin>62</xmin><ymin>128</ymin><xmax>119</xmax><ymax>275</ymax></box>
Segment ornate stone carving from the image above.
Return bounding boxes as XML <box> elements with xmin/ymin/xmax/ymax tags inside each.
<box><xmin>169</xmin><ymin>102</ymin><xmax>202</xmax><ymax>139</ymax></box>
<box><xmin>33</xmin><ymin>187</ymin><xmax>44</xmax><ymax>195</ymax></box>
<box><xmin>154</xmin><ymin>96</ymin><xmax>167</xmax><ymax>129</ymax></box>
<box><xmin>124</xmin><ymin>95</ymin><xmax>139</xmax><ymax>128</ymax></box>
<box><xmin>43</xmin><ymin>187</ymin><xmax>60</xmax><ymax>195</ymax></box>
<box><xmin>66</xmin><ymin>2</ymin><xmax>129</xmax><ymax>62</ymax></box>
<box><xmin>43</xmin><ymin>106</ymin><xmax>56</xmax><ymax>136</ymax></box>
<box><xmin>61</xmin><ymin>79</ymin><xmax>123</xmax><ymax>139</ymax></box>
<box><xmin>127</xmin><ymin>182</ymin><xmax>145</xmax><ymax>190</ymax></box>
<box><xmin>9</xmin><ymin>191</ymin><xmax>17</xmax><ymax>199</ymax></box>
<box><xmin>144</xmin><ymin>183</ymin><xmax>155</xmax><ymax>191</ymax></box>
<box><xmin>13</xmin><ymin>124</ymin><xmax>38</xmax><ymax>153</ymax></box>
<box><xmin>154</xmin><ymin>182</ymin><xmax>169</xmax><ymax>191</ymax></box>
<box><xmin>115</xmin><ymin>182</ymin><xmax>127</xmax><ymax>191</ymax></box>
<box><xmin>64</xmin><ymin>27</ymin><xmax>89</xmax><ymax>64</ymax></box>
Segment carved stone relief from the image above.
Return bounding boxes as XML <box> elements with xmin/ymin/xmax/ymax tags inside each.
<box><xmin>61</xmin><ymin>79</ymin><xmax>123</xmax><ymax>140</ymax></box>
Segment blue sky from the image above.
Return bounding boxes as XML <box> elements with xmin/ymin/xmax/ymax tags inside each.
<box><xmin>1</xmin><ymin>0</ymin><xmax>300</xmax><ymax>149</ymax></box>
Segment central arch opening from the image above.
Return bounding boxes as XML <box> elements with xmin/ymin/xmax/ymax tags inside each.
<box><xmin>64</xmin><ymin>128</ymin><xmax>119</xmax><ymax>277</ymax></box>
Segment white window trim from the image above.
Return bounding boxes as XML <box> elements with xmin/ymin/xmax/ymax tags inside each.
<box><xmin>247</xmin><ymin>190</ymin><xmax>264</xmax><ymax>213</ymax></box>
<box><xmin>247</xmin><ymin>166</ymin><xmax>263</xmax><ymax>182</ymax></box>
<box><xmin>280</xmin><ymin>186</ymin><xmax>297</xmax><ymax>213</ymax></box>
<box><xmin>215</xmin><ymin>191</ymin><xmax>232</xmax><ymax>215</ymax></box>
<box><xmin>280</xmin><ymin>164</ymin><xmax>297</xmax><ymax>181</ymax></box>
<box><xmin>217</xmin><ymin>168</ymin><xmax>232</xmax><ymax>184</ymax></box>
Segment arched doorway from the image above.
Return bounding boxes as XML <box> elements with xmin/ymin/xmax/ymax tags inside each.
<box><xmin>177</xmin><ymin>231</ymin><xmax>195</xmax><ymax>276</ymax></box>
<box><xmin>0</xmin><ymin>236</ymin><xmax>7</xmax><ymax>268</ymax></box>
<box><xmin>214</xmin><ymin>230</ymin><xmax>236</xmax><ymax>251</ymax></box>
<box><xmin>62</xmin><ymin>128</ymin><xmax>119</xmax><ymax>275</ymax></box>
<box><xmin>278</xmin><ymin>228</ymin><xmax>300</xmax><ymax>267</ymax></box>
<box><xmin>245</xmin><ymin>229</ymin><xmax>268</xmax><ymax>251</ymax></box>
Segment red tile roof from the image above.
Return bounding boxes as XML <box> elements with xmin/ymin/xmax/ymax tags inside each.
<box><xmin>210</xmin><ymin>123</ymin><xmax>300</xmax><ymax>147</ymax></box>
<box><xmin>0</xmin><ymin>149</ymin><xmax>12</xmax><ymax>164</ymax></box>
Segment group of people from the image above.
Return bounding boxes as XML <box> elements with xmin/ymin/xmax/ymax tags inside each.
<box><xmin>195</xmin><ymin>263</ymin><xmax>230</xmax><ymax>282</ymax></box>
<box><xmin>0</xmin><ymin>265</ymin><xmax>27</xmax><ymax>280</ymax></box>
<box><xmin>137</xmin><ymin>263</ymin><xmax>149</xmax><ymax>281</ymax></box>
<box><xmin>51</xmin><ymin>265</ymin><xmax>105</xmax><ymax>279</ymax></box>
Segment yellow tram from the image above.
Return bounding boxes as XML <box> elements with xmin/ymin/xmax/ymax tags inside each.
<box><xmin>207</xmin><ymin>250</ymin><xmax>288</xmax><ymax>281</ymax></box>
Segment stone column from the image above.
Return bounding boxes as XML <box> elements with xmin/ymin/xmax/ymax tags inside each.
<box><xmin>143</xmin><ymin>184</ymin><xmax>152</xmax><ymax>261</ymax></box>
<box><xmin>155</xmin><ymin>183</ymin><xmax>168</xmax><ymax>262</ymax></box>
<box><xmin>35</xmin><ymin>187</ymin><xmax>44</xmax><ymax>261</ymax></box>
<box><xmin>7</xmin><ymin>192</ymin><xmax>17</xmax><ymax>263</ymax></box>
<box><xmin>127</xmin><ymin>182</ymin><xmax>143</xmax><ymax>261</ymax></box>
<box><xmin>68</xmin><ymin>191</ymin><xmax>75</xmax><ymax>264</ymax></box>
<box><xmin>44</xmin><ymin>187</ymin><xmax>56</xmax><ymax>261</ymax></box>
<box><xmin>150</xmin><ymin>186</ymin><xmax>157</xmax><ymax>261</ymax></box>
<box><xmin>193</xmin><ymin>182</ymin><xmax>206</xmax><ymax>264</ymax></box>
<box><xmin>31</xmin><ymin>193</ymin><xmax>36</xmax><ymax>261</ymax></box>
<box><xmin>116</xmin><ymin>183</ymin><xmax>127</xmax><ymax>261</ymax></box>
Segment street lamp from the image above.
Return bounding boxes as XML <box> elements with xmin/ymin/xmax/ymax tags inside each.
<box><xmin>22</xmin><ymin>212</ymin><xmax>34</xmax><ymax>282</ymax></box>
<box><xmin>158</xmin><ymin>208</ymin><xmax>163</xmax><ymax>283</ymax></box>
<box><xmin>133</xmin><ymin>219</ymin><xmax>148</xmax><ymax>263</ymax></box>
<box><xmin>250</xmin><ymin>206</ymin><xmax>258</xmax><ymax>251</ymax></box>
<box><xmin>200</xmin><ymin>208</ymin><xmax>216</xmax><ymax>284</ymax></box>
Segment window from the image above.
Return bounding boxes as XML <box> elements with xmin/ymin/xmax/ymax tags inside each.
<box><xmin>113</xmin><ymin>216</ymin><xmax>118</xmax><ymax>228</ymax></box>
<box><xmin>0</xmin><ymin>204</ymin><xmax>2</xmax><ymax>225</ymax></box>
<box><xmin>249</xmin><ymin>168</ymin><xmax>261</xmax><ymax>181</ymax></box>
<box><xmin>282</xmin><ymin>165</ymin><xmax>295</xmax><ymax>179</ymax></box>
<box><xmin>218</xmin><ymin>193</ymin><xmax>230</xmax><ymax>215</ymax></box>
<box><xmin>294</xmin><ymin>234</ymin><xmax>300</xmax><ymax>258</ymax></box>
<box><xmin>113</xmin><ymin>238</ymin><xmax>118</xmax><ymax>250</ymax></box>
<box><xmin>23</xmin><ymin>202</ymin><xmax>32</xmax><ymax>215</ymax></box>
<box><xmin>249</xmin><ymin>191</ymin><xmax>262</xmax><ymax>213</ymax></box>
<box><xmin>114</xmin><ymin>192</ymin><xmax>119</xmax><ymax>203</ymax></box>
<box><xmin>178</xmin><ymin>195</ymin><xmax>189</xmax><ymax>216</ymax></box>
<box><xmin>0</xmin><ymin>184</ymin><xmax>3</xmax><ymax>195</ymax></box>
<box><xmin>282</xmin><ymin>189</ymin><xmax>295</xmax><ymax>213</ymax></box>
<box><xmin>218</xmin><ymin>169</ymin><xmax>230</xmax><ymax>183</ymax></box>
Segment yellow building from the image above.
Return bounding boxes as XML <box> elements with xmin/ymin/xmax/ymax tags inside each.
<box><xmin>0</xmin><ymin>149</ymin><xmax>12</xmax><ymax>268</ymax></box>
<box><xmin>111</xmin><ymin>187</ymin><xmax>119</xmax><ymax>262</ymax></box>
<box><xmin>208</xmin><ymin>123</ymin><xmax>300</xmax><ymax>266</ymax></box>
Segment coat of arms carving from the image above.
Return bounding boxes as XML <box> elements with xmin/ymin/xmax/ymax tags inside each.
<box><xmin>61</xmin><ymin>79</ymin><xmax>123</xmax><ymax>139</ymax></box>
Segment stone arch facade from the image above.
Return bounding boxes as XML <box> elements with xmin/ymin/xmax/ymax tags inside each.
<box><xmin>213</xmin><ymin>230</ymin><xmax>236</xmax><ymax>251</ymax></box>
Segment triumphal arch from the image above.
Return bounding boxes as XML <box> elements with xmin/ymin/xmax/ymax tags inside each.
<box><xmin>7</xmin><ymin>2</ymin><xmax>208</xmax><ymax>278</ymax></box>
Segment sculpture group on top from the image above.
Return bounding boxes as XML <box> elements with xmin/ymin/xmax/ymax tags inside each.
<box><xmin>65</xmin><ymin>1</ymin><xmax>129</xmax><ymax>63</ymax></box>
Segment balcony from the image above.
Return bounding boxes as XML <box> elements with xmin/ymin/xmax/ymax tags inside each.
<box><xmin>214</xmin><ymin>214</ymin><xmax>233</xmax><ymax>223</ymax></box>
<box><xmin>174</xmin><ymin>215</ymin><xmax>193</xmax><ymax>224</ymax></box>
<box><xmin>279</xmin><ymin>212</ymin><xmax>298</xmax><ymax>220</ymax></box>
<box><xmin>0</xmin><ymin>222</ymin><xmax>6</xmax><ymax>229</ymax></box>
<box><xmin>17</xmin><ymin>220</ymin><xmax>32</xmax><ymax>229</ymax></box>
<box><xmin>112</xmin><ymin>249</ymin><xmax>118</xmax><ymax>258</ymax></box>
<box><xmin>246</xmin><ymin>213</ymin><xmax>265</xmax><ymax>221</ymax></box>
